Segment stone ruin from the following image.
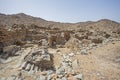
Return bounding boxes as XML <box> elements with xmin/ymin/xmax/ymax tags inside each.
<box><xmin>0</xmin><ymin>45</ymin><xmax>21</xmax><ymax>59</ymax></box>
<box><xmin>20</xmin><ymin>39</ymin><xmax>55</xmax><ymax>73</ymax></box>
<box><xmin>47</xmin><ymin>31</ymin><xmax>71</xmax><ymax>48</ymax></box>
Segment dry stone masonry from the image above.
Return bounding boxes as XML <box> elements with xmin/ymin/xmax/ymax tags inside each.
<box><xmin>21</xmin><ymin>47</ymin><xmax>55</xmax><ymax>73</ymax></box>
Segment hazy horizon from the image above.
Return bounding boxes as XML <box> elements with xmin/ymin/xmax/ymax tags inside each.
<box><xmin>0</xmin><ymin>0</ymin><xmax>120</xmax><ymax>23</ymax></box>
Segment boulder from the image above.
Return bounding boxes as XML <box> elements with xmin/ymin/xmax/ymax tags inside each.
<box><xmin>68</xmin><ymin>53</ymin><xmax>75</xmax><ymax>57</ymax></box>
<box><xmin>1</xmin><ymin>45</ymin><xmax>21</xmax><ymax>59</ymax></box>
<box><xmin>80</xmin><ymin>49</ymin><xmax>87</xmax><ymax>55</ymax></box>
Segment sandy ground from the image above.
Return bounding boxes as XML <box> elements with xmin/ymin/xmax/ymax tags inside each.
<box><xmin>52</xmin><ymin>41</ymin><xmax>120</xmax><ymax>80</ymax></box>
<box><xmin>0</xmin><ymin>41</ymin><xmax>120</xmax><ymax>80</ymax></box>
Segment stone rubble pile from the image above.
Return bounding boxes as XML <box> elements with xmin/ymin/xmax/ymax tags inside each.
<box><xmin>20</xmin><ymin>47</ymin><xmax>55</xmax><ymax>73</ymax></box>
<box><xmin>15</xmin><ymin>46</ymin><xmax>82</xmax><ymax>80</ymax></box>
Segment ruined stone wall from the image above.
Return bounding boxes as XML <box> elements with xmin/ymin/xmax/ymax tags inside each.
<box><xmin>47</xmin><ymin>31</ymin><xmax>71</xmax><ymax>47</ymax></box>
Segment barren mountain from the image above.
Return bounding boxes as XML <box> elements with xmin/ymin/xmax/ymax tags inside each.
<box><xmin>0</xmin><ymin>13</ymin><xmax>120</xmax><ymax>31</ymax></box>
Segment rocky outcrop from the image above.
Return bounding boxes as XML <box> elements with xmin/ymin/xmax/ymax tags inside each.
<box><xmin>0</xmin><ymin>45</ymin><xmax>21</xmax><ymax>59</ymax></box>
<box><xmin>0</xmin><ymin>28</ymin><xmax>14</xmax><ymax>46</ymax></box>
<box><xmin>0</xmin><ymin>26</ymin><xmax>26</xmax><ymax>47</ymax></box>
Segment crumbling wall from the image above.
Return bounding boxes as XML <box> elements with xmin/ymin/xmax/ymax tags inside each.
<box><xmin>48</xmin><ymin>31</ymin><xmax>70</xmax><ymax>48</ymax></box>
<box><xmin>21</xmin><ymin>39</ymin><xmax>55</xmax><ymax>71</ymax></box>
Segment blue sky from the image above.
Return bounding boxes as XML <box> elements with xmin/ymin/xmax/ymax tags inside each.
<box><xmin>0</xmin><ymin>0</ymin><xmax>120</xmax><ymax>23</ymax></box>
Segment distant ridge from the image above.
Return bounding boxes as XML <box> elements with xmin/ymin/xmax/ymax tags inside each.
<box><xmin>0</xmin><ymin>13</ymin><xmax>120</xmax><ymax>32</ymax></box>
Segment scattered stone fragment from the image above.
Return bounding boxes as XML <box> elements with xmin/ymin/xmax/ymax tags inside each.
<box><xmin>21</xmin><ymin>61</ymin><xmax>27</xmax><ymax>69</ymax></box>
<box><xmin>0</xmin><ymin>77</ymin><xmax>6</xmax><ymax>80</ymax></box>
<box><xmin>47</xmin><ymin>74</ymin><xmax>52</xmax><ymax>80</ymax></box>
<box><xmin>65</xmin><ymin>66</ymin><xmax>72</xmax><ymax>74</ymax></box>
<box><xmin>25</xmin><ymin>63</ymin><xmax>31</xmax><ymax>71</ymax></box>
<box><xmin>36</xmin><ymin>75</ymin><xmax>47</xmax><ymax>80</ymax></box>
<box><xmin>80</xmin><ymin>49</ymin><xmax>87</xmax><ymax>55</ymax></box>
<box><xmin>34</xmin><ymin>66</ymin><xmax>39</xmax><ymax>72</ymax></box>
<box><xmin>72</xmin><ymin>59</ymin><xmax>78</xmax><ymax>71</ymax></box>
<box><xmin>7</xmin><ymin>77</ymin><xmax>16</xmax><ymax>80</ymax></box>
<box><xmin>68</xmin><ymin>53</ymin><xmax>75</xmax><ymax>57</ymax></box>
<box><xmin>76</xmin><ymin>51</ymin><xmax>81</xmax><ymax>55</ymax></box>
<box><xmin>56</xmin><ymin>67</ymin><xmax>65</xmax><ymax>75</ymax></box>
<box><xmin>74</xmin><ymin>74</ymin><xmax>83</xmax><ymax>80</ymax></box>
<box><xmin>61</xmin><ymin>77</ymin><xmax>67</xmax><ymax>80</ymax></box>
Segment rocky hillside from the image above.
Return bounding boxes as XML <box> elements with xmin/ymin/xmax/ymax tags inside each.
<box><xmin>0</xmin><ymin>13</ymin><xmax>120</xmax><ymax>44</ymax></box>
<box><xmin>0</xmin><ymin>13</ymin><xmax>120</xmax><ymax>80</ymax></box>
<box><xmin>0</xmin><ymin>13</ymin><xmax>120</xmax><ymax>31</ymax></box>
<box><xmin>0</xmin><ymin>13</ymin><xmax>47</xmax><ymax>27</ymax></box>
